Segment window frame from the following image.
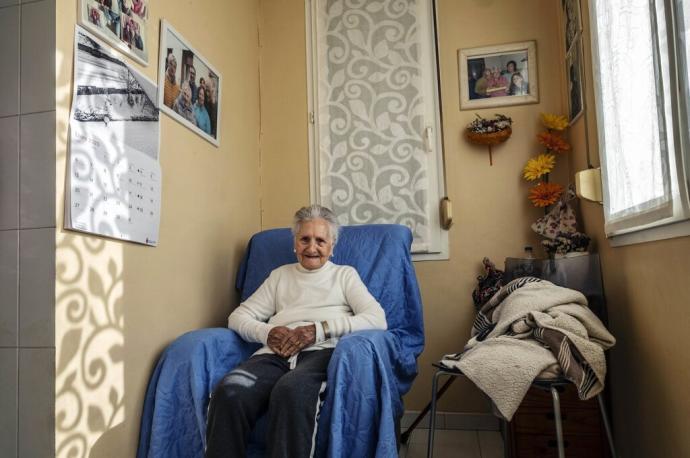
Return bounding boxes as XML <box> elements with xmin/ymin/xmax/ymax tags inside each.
<box><xmin>589</xmin><ymin>0</ymin><xmax>690</xmax><ymax>246</ymax></box>
<box><xmin>304</xmin><ymin>0</ymin><xmax>449</xmax><ymax>261</ymax></box>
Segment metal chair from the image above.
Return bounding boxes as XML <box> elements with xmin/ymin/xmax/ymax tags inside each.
<box><xmin>421</xmin><ymin>366</ymin><xmax>617</xmax><ymax>458</ymax></box>
<box><xmin>401</xmin><ymin>254</ymin><xmax>618</xmax><ymax>457</ymax></box>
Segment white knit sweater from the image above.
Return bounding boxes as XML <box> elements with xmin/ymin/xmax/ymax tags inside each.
<box><xmin>228</xmin><ymin>261</ymin><xmax>387</xmax><ymax>355</ymax></box>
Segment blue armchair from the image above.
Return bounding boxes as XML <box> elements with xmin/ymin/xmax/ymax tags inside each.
<box><xmin>137</xmin><ymin>224</ymin><xmax>425</xmax><ymax>457</ymax></box>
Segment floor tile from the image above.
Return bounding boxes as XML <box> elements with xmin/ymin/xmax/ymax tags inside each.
<box><xmin>405</xmin><ymin>429</ymin><xmax>482</xmax><ymax>457</ymax></box>
<box><xmin>402</xmin><ymin>411</ymin><xmax>445</xmax><ymax>429</ymax></box>
<box><xmin>478</xmin><ymin>430</ymin><xmax>504</xmax><ymax>458</ymax></box>
<box><xmin>404</xmin><ymin>442</ymin><xmax>426</xmax><ymax>457</ymax></box>
<box><xmin>429</xmin><ymin>429</ymin><xmax>481</xmax><ymax>447</ymax></box>
<box><xmin>409</xmin><ymin>428</ymin><xmax>429</xmax><ymax>444</ymax></box>
<box><xmin>405</xmin><ymin>440</ymin><xmax>482</xmax><ymax>458</ymax></box>
<box><xmin>444</xmin><ymin>412</ymin><xmax>499</xmax><ymax>431</ymax></box>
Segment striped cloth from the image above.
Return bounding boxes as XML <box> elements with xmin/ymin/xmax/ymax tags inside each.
<box><xmin>441</xmin><ymin>277</ymin><xmax>615</xmax><ymax>420</ymax></box>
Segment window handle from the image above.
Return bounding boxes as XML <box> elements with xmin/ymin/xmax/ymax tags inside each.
<box><xmin>424</xmin><ymin>126</ymin><xmax>433</xmax><ymax>152</ymax></box>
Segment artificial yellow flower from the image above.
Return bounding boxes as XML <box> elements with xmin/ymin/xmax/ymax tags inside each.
<box><xmin>529</xmin><ymin>182</ymin><xmax>564</xmax><ymax>207</ymax></box>
<box><xmin>540</xmin><ymin>113</ymin><xmax>569</xmax><ymax>131</ymax></box>
<box><xmin>523</xmin><ymin>154</ymin><xmax>556</xmax><ymax>181</ymax></box>
<box><xmin>537</xmin><ymin>132</ymin><xmax>571</xmax><ymax>153</ymax></box>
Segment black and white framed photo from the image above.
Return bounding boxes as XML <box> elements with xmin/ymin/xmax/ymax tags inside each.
<box><xmin>79</xmin><ymin>0</ymin><xmax>149</xmax><ymax>66</ymax></box>
<box><xmin>158</xmin><ymin>20</ymin><xmax>222</xmax><ymax>147</ymax></box>
<box><xmin>458</xmin><ymin>40</ymin><xmax>539</xmax><ymax>110</ymax></box>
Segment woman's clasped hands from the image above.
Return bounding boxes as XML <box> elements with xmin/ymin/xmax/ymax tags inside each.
<box><xmin>267</xmin><ymin>325</ymin><xmax>316</xmax><ymax>358</ymax></box>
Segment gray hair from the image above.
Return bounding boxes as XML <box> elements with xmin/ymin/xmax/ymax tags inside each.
<box><xmin>292</xmin><ymin>204</ymin><xmax>340</xmax><ymax>244</ymax></box>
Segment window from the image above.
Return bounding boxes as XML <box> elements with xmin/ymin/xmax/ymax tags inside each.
<box><xmin>590</xmin><ymin>0</ymin><xmax>690</xmax><ymax>245</ymax></box>
<box><xmin>305</xmin><ymin>0</ymin><xmax>448</xmax><ymax>258</ymax></box>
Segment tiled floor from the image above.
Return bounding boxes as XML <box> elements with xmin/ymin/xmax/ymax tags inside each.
<box><xmin>399</xmin><ymin>429</ymin><xmax>504</xmax><ymax>458</ymax></box>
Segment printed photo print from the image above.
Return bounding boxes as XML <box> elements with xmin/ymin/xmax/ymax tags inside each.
<box><xmin>458</xmin><ymin>41</ymin><xmax>538</xmax><ymax>110</ymax></box>
<box><xmin>158</xmin><ymin>21</ymin><xmax>222</xmax><ymax>146</ymax></box>
<box><xmin>81</xmin><ymin>0</ymin><xmax>149</xmax><ymax>65</ymax></box>
<box><xmin>467</xmin><ymin>51</ymin><xmax>530</xmax><ymax>100</ymax></box>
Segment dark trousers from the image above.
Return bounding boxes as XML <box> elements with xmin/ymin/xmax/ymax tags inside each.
<box><xmin>205</xmin><ymin>348</ymin><xmax>334</xmax><ymax>458</ymax></box>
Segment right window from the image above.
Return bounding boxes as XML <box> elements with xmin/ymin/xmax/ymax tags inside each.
<box><xmin>590</xmin><ymin>0</ymin><xmax>690</xmax><ymax>244</ymax></box>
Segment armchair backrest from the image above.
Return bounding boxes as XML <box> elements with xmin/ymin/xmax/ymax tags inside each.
<box><xmin>235</xmin><ymin>224</ymin><xmax>424</xmax><ymax>356</ymax></box>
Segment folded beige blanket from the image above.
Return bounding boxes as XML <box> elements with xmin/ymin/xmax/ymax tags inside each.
<box><xmin>441</xmin><ymin>277</ymin><xmax>616</xmax><ymax>420</ymax></box>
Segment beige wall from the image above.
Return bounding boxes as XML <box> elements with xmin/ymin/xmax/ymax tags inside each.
<box><xmin>55</xmin><ymin>1</ymin><xmax>262</xmax><ymax>456</ymax></box>
<box><xmin>570</xmin><ymin>2</ymin><xmax>690</xmax><ymax>456</ymax></box>
<box><xmin>257</xmin><ymin>0</ymin><xmax>565</xmax><ymax>412</ymax></box>
<box><xmin>258</xmin><ymin>0</ymin><xmax>311</xmax><ymax>228</ymax></box>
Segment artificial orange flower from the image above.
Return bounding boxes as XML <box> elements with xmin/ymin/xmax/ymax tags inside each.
<box><xmin>528</xmin><ymin>182</ymin><xmax>564</xmax><ymax>207</ymax></box>
<box><xmin>540</xmin><ymin>113</ymin><xmax>569</xmax><ymax>131</ymax></box>
<box><xmin>523</xmin><ymin>154</ymin><xmax>556</xmax><ymax>181</ymax></box>
<box><xmin>537</xmin><ymin>132</ymin><xmax>570</xmax><ymax>153</ymax></box>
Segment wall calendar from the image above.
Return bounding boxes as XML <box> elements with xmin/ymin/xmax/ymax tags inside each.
<box><xmin>66</xmin><ymin>26</ymin><xmax>161</xmax><ymax>246</ymax></box>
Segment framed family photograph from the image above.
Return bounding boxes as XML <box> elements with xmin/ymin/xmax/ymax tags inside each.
<box><xmin>158</xmin><ymin>20</ymin><xmax>222</xmax><ymax>147</ymax></box>
<box><xmin>458</xmin><ymin>40</ymin><xmax>539</xmax><ymax>110</ymax></box>
<box><xmin>78</xmin><ymin>0</ymin><xmax>149</xmax><ymax>66</ymax></box>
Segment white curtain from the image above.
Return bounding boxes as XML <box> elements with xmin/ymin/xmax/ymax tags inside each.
<box><xmin>592</xmin><ymin>0</ymin><xmax>687</xmax><ymax>236</ymax></box>
<box><xmin>678</xmin><ymin>0</ymin><xmax>690</xmax><ymax>190</ymax></box>
<box><xmin>312</xmin><ymin>0</ymin><xmax>440</xmax><ymax>252</ymax></box>
<box><xmin>591</xmin><ymin>0</ymin><xmax>675</xmax><ymax>235</ymax></box>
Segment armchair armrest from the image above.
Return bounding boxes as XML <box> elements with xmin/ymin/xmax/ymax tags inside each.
<box><xmin>137</xmin><ymin>328</ymin><xmax>260</xmax><ymax>458</ymax></box>
<box><xmin>336</xmin><ymin>330</ymin><xmax>418</xmax><ymax>397</ymax></box>
<box><xmin>315</xmin><ymin>330</ymin><xmax>417</xmax><ymax>457</ymax></box>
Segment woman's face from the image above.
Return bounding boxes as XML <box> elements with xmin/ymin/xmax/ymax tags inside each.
<box><xmin>294</xmin><ymin>218</ymin><xmax>334</xmax><ymax>270</ymax></box>
<box><xmin>513</xmin><ymin>74</ymin><xmax>523</xmax><ymax>85</ymax></box>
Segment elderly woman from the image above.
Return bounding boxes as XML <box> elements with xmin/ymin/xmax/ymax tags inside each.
<box><xmin>205</xmin><ymin>205</ymin><xmax>387</xmax><ymax>458</ymax></box>
<box><xmin>194</xmin><ymin>87</ymin><xmax>212</xmax><ymax>135</ymax></box>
